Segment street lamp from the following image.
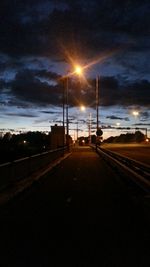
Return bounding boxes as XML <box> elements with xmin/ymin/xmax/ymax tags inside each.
<box><xmin>96</xmin><ymin>76</ymin><xmax>99</xmax><ymax>133</ymax></box>
<box><xmin>89</xmin><ymin>113</ymin><xmax>92</xmax><ymax>144</ymax></box>
<box><xmin>78</xmin><ymin>106</ymin><xmax>92</xmax><ymax>145</ymax></box>
<box><xmin>76</xmin><ymin>105</ymin><xmax>86</xmax><ymax>145</ymax></box>
<box><xmin>74</xmin><ymin>65</ymin><xmax>82</xmax><ymax>75</ymax></box>
<box><xmin>133</xmin><ymin>111</ymin><xmax>139</xmax><ymax>117</ymax></box>
<box><xmin>95</xmin><ymin>75</ymin><xmax>101</xmax><ymax>150</ymax></box>
<box><xmin>65</xmin><ymin>65</ymin><xmax>83</xmax><ymax>150</ymax></box>
<box><xmin>66</xmin><ymin>75</ymin><xmax>69</xmax><ymax>150</ymax></box>
<box><xmin>80</xmin><ymin>105</ymin><xmax>86</xmax><ymax>112</ymax></box>
<box><xmin>132</xmin><ymin>111</ymin><xmax>139</xmax><ymax>133</ymax></box>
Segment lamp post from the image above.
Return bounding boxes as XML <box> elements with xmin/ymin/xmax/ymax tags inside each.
<box><xmin>76</xmin><ymin>121</ymin><xmax>79</xmax><ymax>145</ymax></box>
<box><xmin>65</xmin><ymin>65</ymin><xmax>83</xmax><ymax>151</ymax></box>
<box><xmin>62</xmin><ymin>78</ymin><xmax>65</xmax><ymax>153</ymax></box>
<box><xmin>133</xmin><ymin>111</ymin><xmax>139</xmax><ymax>133</ymax></box>
<box><xmin>89</xmin><ymin>113</ymin><xmax>92</xmax><ymax>144</ymax></box>
<box><xmin>96</xmin><ymin>76</ymin><xmax>99</xmax><ymax>132</ymax></box>
<box><xmin>78</xmin><ymin>106</ymin><xmax>92</xmax><ymax>145</ymax></box>
<box><xmin>96</xmin><ymin>75</ymin><xmax>100</xmax><ymax>150</ymax></box>
<box><xmin>66</xmin><ymin>75</ymin><xmax>69</xmax><ymax>150</ymax></box>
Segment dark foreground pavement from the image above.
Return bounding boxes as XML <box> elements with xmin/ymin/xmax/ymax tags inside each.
<box><xmin>0</xmin><ymin>146</ymin><xmax>149</xmax><ymax>267</ymax></box>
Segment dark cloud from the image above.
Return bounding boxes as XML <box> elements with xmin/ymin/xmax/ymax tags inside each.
<box><xmin>6</xmin><ymin>99</ymin><xmax>31</xmax><ymax>109</ymax></box>
<box><xmin>72</xmin><ymin>77</ymin><xmax>150</xmax><ymax>108</ymax></box>
<box><xmin>122</xmin><ymin>80</ymin><xmax>150</xmax><ymax>107</ymax></box>
<box><xmin>10</xmin><ymin>69</ymin><xmax>63</xmax><ymax>106</ymax></box>
<box><xmin>0</xmin><ymin>57</ymin><xmax>23</xmax><ymax>72</ymax></box>
<box><xmin>35</xmin><ymin>70</ymin><xmax>61</xmax><ymax>80</ymax></box>
<box><xmin>106</xmin><ymin>115</ymin><xmax>129</xmax><ymax>121</ymax></box>
<box><xmin>0</xmin><ymin>0</ymin><xmax>149</xmax><ymax>58</ymax></box>
<box><xmin>2</xmin><ymin>68</ymin><xmax>150</xmax><ymax>109</ymax></box>
<box><xmin>136</xmin><ymin>123</ymin><xmax>150</xmax><ymax>126</ymax></box>
<box><xmin>0</xmin><ymin>79</ymin><xmax>8</xmax><ymax>91</ymax></box>
<box><xmin>99</xmin><ymin>77</ymin><xmax>150</xmax><ymax>107</ymax></box>
<box><xmin>0</xmin><ymin>0</ymin><xmax>149</xmax><ymax>115</ymax></box>
<box><xmin>140</xmin><ymin>111</ymin><xmax>150</xmax><ymax>121</ymax></box>
<box><xmin>5</xmin><ymin>112</ymin><xmax>37</xmax><ymax>118</ymax></box>
<box><xmin>41</xmin><ymin>110</ymin><xmax>58</xmax><ymax>114</ymax></box>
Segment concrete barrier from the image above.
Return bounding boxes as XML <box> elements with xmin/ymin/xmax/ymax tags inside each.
<box><xmin>0</xmin><ymin>147</ymin><xmax>66</xmax><ymax>190</ymax></box>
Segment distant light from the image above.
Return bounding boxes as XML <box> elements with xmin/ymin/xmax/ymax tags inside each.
<box><xmin>116</xmin><ymin>122</ymin><xmax>120</xmax><ymax>126</ymax></box>
<box><xmin>133</xmin><ymin>111</ymin><xmax>139</xmax><ymax>116</ymax></box>
<box><xmin>23</xmin><ymin>140</ymin><xmax>27</xmax><ymax>144</ymax></box>
<box><xmin>80</xmin><ymin>105</ymin><xmax>86</xmax><ymax>111</ymax></box>
<box><xmin>146</xmin><ymin>138</ymin><xmax>149</xmax><ymax>142</ymax></box>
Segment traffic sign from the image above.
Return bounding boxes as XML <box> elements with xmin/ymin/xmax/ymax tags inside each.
<box><xmin>96</xmin><ymin>128</ymin><xmax>103</xmax><ymax>136</ymax></box>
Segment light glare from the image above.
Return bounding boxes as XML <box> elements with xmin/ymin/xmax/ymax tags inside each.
<box><xmin>80</xmin><ymin>105</ymin><xmax>86</xmax><ymax>111</ymax></box>
<box><xmin>75</xmin><ymin>66</ymin><xmax>82</xmax><ymax>75</ymax></box>
<box><xmin>133</xmin><ymin>111</ymin><xmax>139</xmax><ymax>116</ymax></box>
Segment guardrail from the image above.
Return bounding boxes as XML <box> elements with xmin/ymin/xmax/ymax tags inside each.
<box><xmin>91</xmin><ymin>144</ymin><xmax>150</xmax><ymax>193</ymax></box>
<box><xmin>101</xmin><ymin>147</ymin><xmax>149</xmax><ymax>177</ymax></box>
<box><xmin>0</xmin><ymin>147</ymin><xmax>67</xmax><ymax>190</ymax></box>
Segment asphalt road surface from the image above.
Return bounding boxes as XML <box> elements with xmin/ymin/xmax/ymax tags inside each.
<box><xmin>0</xmin><ymin>146</ymin><xmax>149</xmax><ymax>267</ymax></box>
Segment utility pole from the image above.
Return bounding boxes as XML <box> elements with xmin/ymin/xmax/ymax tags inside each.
<box><xmin>66</xmin><ymin>76</ymin><xmax>69</xmax><ymax>151</ymax></box>
<box><xmin>96</xmin><ymin>76</ymin><xmax>99</xmax><ymax>132</ymax></box>
<box><xmin>89</xmin><ymin>113</ymin><xmax>91</xmax><ymax>144</ymax></box>
<box><xmin>62</xmin><ymin>79</ymin><xmax>65</xmax><ymax>154</ymax></box>
<box><xmin>96</xmin><ymin>76</ymin><xmax>99</xmax><ymax>151</ymax></box>
<box><xmin>76</xmin><ymin>121</ymin><xmax>79</xmax><ymax>145</ymax></box>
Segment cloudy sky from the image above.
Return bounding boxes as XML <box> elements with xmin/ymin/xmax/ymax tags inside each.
<box><xmin>0</xmin><ymin>0</ymin><xmax>150</xmax><ymax>139</ymax></box>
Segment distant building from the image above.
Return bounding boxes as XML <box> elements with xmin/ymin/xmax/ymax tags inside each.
<box><xmin>50</xmin><ymin>124</ymin><xmax>65</xmax><ymax>149</ymax></box>
<box><xmin>0</xmin><ymin>132</ymin><xmax>4</xmax><ymax>138</ymax></box>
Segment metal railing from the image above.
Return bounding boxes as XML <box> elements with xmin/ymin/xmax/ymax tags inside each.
<box><xmin>0</xmin><ymin>147</ymin><xmax>67</xmax><ymax>190</ymax></box>
<box><xmin>91</xmin><ymin>144</ymin><xmax>150</xmax><ymax>193</ymax></box>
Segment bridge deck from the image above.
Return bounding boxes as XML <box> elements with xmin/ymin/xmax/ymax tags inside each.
<box><xmin>0</xmin><ymin>146</ymin><xmax>149</xmax><ymax>266</ymax></box>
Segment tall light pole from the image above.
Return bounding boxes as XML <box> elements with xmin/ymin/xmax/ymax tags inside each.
<box><xmin>95</xmin><ymin>75</ymin><xmax>100</xmax><ymax>150</ymax></box>
<box><xmin>62</xmin><ymin>74</ymin><xmax>69</xmax><ymax>151</ymax></box>
<box><xmin>65</xmin><ymin>65</ymin><xmax>83</xmax><ymax>151</ymax></box>
<box><xmin>76</xmin><ymin>121</ymin><xmax>79</xmax><ymax>144</ymax></box>
<box><xmin>89</xmin><ymin>113</ymin><xmax>92</xmax><ymax>144</ymax></box>
<box><xmin>133</xmin><ymin>111</ymin><xmax>139</xmax><ymax>133</ymax></box>
<box><xmin>96</xmin><ymin>76</ymin><xmax>99</xmax><ymax>133</ymax></box>
<box><xmin>78</xmin><ymin>105</ymin><xmax>92</xmax><ymax>145</ymax></box>
<box><xmin>66</xmin><ymin>75</ymin><xmax>69</xmax><ymax>150</ymax></box>
<box><xmin>62</xmin><ymin>78</ymin><xmax>65</xmax><ymax>152</ymax></box>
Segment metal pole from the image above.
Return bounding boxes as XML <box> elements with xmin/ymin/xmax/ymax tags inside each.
<box><xmin>66</xmin><ymin>76</ymin><xmax>69</xmax><ymax>150</ymax></box>
<box><xmin>63</xmin><ymin>79</ymin><xmax>65</xmax><ymax>153</ymax></box>
<box><xmin>145</xmin><ymin>128</ymin><xmax>147</xmax><ymax>139</ymax></box>
<box><xmin>89</xmin><ymin>113</ymin><xmax>91</xmax><ymax>144</ymax></box>
<box><xmin>96</xmin><ymin>76</ymin><xmax>99</xmax><ymax>132</ymax></box>
<box><xmin>77</xmin><ymin>121</ymin><xmax>78</xmax><ymax>145</ymax></box>
<box><xmin>96</xmin><ymin>76</ymin><xmax>99</xmax><ymax>151</ymax></box>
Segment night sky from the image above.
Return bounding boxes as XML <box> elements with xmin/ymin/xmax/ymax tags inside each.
<box><xmin>0</xmin><ymin>0</ymin><xmax>150</xmax><ymax>139</ymax></box>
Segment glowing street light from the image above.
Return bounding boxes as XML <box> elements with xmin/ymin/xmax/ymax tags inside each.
<box><xmin>76</xmin><ymin>106</ymin><xmax>92</xmax><ymax>145</ymax></box>
<box><xmin>133</xmin><ymin>111</ymin><xmax>139</xmax><ymax>117</ymax></box>
<box><xmin>65</xmin><ymin>64</ymin><xmax>83</xmax><ymax>150</ymax></box>
<box><xmin>132</xmin><ymin>111</ymin><xmax>139</xmax><ymax>133</ymax></box>
<box><xmin>80</xmin><ymin>105</ymin><xmax>86</xmax><ymax>111</ymax></box>
<box><xmin>75</xmin><ymin>65</ymin><xmax>82</xmax><ymax>75</ymax></box>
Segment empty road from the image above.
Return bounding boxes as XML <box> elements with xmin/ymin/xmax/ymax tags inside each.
<box><xmin>0</xmin><ymin>146</ymin><xmax>149</xmax><ymax>266</ymax></box>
